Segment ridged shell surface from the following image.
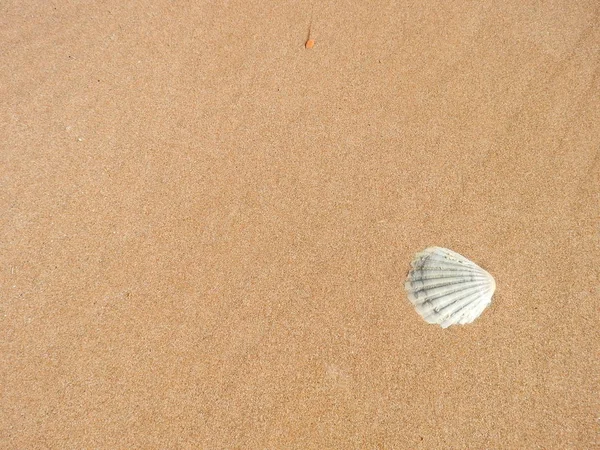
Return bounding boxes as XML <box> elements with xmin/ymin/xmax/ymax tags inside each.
<box><xmin>405</xmin><ymin>247</ymin><xmax>496</xmax><ymax>328</ymax></box>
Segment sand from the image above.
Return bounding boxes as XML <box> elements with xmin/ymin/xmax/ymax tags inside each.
<box><xmin>2</xmin><ymin>1</ymin><xmax>599</xmax><ymax>448</ymax></box>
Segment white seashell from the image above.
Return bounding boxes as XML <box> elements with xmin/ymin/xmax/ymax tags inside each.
<box><xmin>405</xmin><ymin>247</ymin><xmax>496</xmax><ymax>328</ymax></box>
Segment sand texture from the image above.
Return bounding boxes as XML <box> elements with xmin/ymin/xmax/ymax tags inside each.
<box><xmin>2</xmin><ymin>1</ymin><xmax>599</xmax><ymax>448</ymax></box>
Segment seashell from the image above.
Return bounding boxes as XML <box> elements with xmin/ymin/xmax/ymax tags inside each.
<box><xmin>405</xmin><ymin>247</ymin><xmax>496</xmax><ymax>328</ymax></box>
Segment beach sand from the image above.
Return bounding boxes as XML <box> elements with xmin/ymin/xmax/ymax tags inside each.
<box><xmin>2</xmin><ymin>1</ymin><xmax>599</xmax><ymax>447</ymax></box>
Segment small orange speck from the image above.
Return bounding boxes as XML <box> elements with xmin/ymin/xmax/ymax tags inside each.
<box><xmin>305</xmin><ymin>39</ymin><xmax>315</xmax><ymax>49</ymax></box>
